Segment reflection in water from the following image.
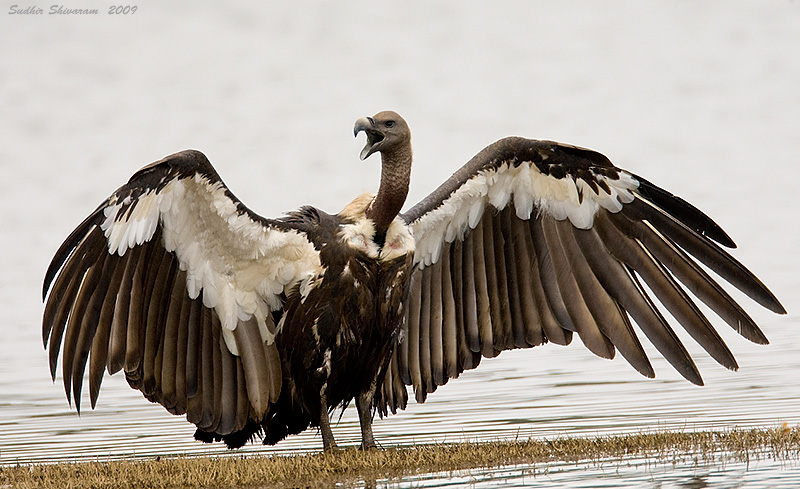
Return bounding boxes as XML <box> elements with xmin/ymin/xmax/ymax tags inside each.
<box><xmin>381</xmin><ymin>453</ymin><xmax>800</xmax><ymax>488</ymax></box>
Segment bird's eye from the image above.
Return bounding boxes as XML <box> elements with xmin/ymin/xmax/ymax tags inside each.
<box><xmin>385</xmin><ymin>120</ymin><xmax>395</xmax><ymax>128</ymax></box>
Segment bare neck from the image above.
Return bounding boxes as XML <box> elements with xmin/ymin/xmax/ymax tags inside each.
<box><xmin>367</xmin><ymin>147</ymin><xmax>412</xmax><ymax>235</ymax></box>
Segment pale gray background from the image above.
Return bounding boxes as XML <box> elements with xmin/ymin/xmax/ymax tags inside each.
<box><xmin>1</xmin><ymin>2</ymin><xmax>798</xmax><ymax>481</ymax></box>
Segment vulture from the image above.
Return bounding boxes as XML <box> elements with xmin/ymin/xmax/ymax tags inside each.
<box><xmin>42</xmin><ymin>111</ymin><xmax>785</xmax><ymax>451</ymax></box>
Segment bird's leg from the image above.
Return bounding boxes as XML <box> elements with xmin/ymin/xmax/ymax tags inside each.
<box><xmin>319</xmin><ymin>392</ymin><xmax>338</xmax><ymax>452</ymax></box>
<box><xmin>356</xmin><ymin>381</ymin><xmax>378</xmax><ymax>450</ymax></box>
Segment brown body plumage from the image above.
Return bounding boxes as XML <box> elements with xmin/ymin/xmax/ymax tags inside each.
<box><xmin>42</xmin><ymin>111</ymin><xmax>784</xmax><ymax>451</ymax></box>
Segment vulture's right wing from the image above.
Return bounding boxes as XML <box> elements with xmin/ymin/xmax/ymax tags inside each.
<box><xmin>42</xmin><ymin>150</ymin><xmax>322</xmax><ymax>437</ymax></box>
<box><xmin>377</xmin><ymin>137</ymin><xmax>784</xmax><ymax>414</ymax></box>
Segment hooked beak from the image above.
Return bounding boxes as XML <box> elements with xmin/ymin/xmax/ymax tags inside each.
<box><xmin>354</xmin><ymin>116</ymin><xmax>384</xmax><ymax>160</ymax></box>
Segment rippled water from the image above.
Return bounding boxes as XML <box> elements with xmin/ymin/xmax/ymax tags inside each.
<box><xmin>2</xmin><ymin>1</ymin><xmax>799</xmax><ymax>486</ymax></box>
<box><xmin>386</xmin><ymin>453</ymin><xmax>800</xmax><ymax>488</ymax></box>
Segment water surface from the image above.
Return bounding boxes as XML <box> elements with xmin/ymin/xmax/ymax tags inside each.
<box><xmin>1</xmin><ymin>2</ymin><xmax>799</xmax><ymax>486</ymax></box>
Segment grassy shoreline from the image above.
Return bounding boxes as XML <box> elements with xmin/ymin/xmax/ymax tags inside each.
<box><xmin>3</xmin><ymin>426</ymin><xmax>798</xmax><ymax>488</ymax></box>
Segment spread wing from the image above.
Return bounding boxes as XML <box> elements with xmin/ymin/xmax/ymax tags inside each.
<box><xmin>42</xmin><ymin>150</ymin><xmax>321</xmax><ymax>436</ymax></box>
<box><xmin>377</xmin><ymin>137</ymin><xmax>785</xmax><ymax>414</ymax></box>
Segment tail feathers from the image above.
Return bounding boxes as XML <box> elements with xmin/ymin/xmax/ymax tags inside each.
<box><xmin>193</xmin><ymin>410</ymin><xmax>312</xmax><ymax>448</ymax></box>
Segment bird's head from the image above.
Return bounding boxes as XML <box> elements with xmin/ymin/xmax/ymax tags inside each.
<box><xmin>353</xmin><ymin>111</ymin><xmax>411</xmax><ymax>161</ymax></box>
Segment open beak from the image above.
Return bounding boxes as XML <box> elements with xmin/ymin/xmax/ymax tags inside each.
<box><xmin>354</xmin><ymin>116</ymin><xmax>384</xmax><ymax>160</ymax></box>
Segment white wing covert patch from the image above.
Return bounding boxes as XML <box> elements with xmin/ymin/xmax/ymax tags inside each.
<box><xmin>100</xmin><ymin>173</ymin><xmax>322</xmax><ymax>356</ymax></box>
<box><xmin>411</xmin><ymin>161</ymin><xmax>639</xmax><ymax>267</ymax></box>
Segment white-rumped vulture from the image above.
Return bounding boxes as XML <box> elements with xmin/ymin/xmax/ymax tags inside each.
<box><xmin>42</xmin><ymin>111</ymin><xmax>785</xmax><ymax>451</ymax></box>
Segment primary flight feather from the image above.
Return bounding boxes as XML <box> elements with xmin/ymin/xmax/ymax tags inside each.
<box><xmin>42</xmin><ymin>111</ymin><xmax>785</xmax><ymax>451</ymax></box>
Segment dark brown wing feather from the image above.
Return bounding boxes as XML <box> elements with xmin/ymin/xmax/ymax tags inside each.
<box><xmin>379</xmin><ymin>137</ymin><xmax>784</xmax><ymax>414</ymax></box>
<box><xmin>42</xmin><ymin>150</ymin><xmax>313</xmax><ymax>439</ymax></box>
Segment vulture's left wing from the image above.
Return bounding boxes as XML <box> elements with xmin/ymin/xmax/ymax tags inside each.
<box><xmin>42</xmin><ymin>150</ymin><xmax>321</xmax><ymax>438</ymax></box>
<box><xmin>377</xmin><ymin>137</ymin><xmax>785</xmax><ymax>414</ymax></box>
